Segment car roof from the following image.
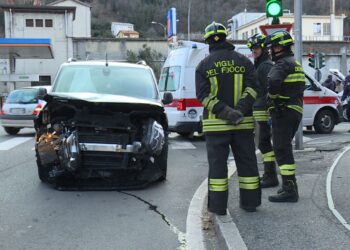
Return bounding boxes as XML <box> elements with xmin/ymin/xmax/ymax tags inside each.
<box><xmin>19</xmin><ymin>86</ymin><xmax>52</xmax><ymax>92</ymax></box>
<box><xmin>61</xmin><ymin>60</ymin><xmax>152</xmax><ymax>70</ymax></box>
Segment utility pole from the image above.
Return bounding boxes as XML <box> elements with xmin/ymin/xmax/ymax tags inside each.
<box><xmin>294</xmin><ymin>0</ymin><xmax>303</xmax><ymax>150</ymax></box>
<box><xmin>187</xmin><ymin>0</ymin><xmax>192</xmax><ymax>41</ymax></box>
<box><xmin>330</xmin><ymin>0</ymin><xmax>336</xmax><ymax>40</ymax></box>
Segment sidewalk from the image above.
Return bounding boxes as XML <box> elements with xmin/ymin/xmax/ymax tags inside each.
<box><xmin>212</xmin><ymin>138</ymin><xmax>350</xmax><ymax>250</ymax></box>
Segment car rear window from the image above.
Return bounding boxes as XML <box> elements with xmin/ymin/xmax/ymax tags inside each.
<box><xmin>6</xmin><ymin>89</ymin><xmax>38</xmax><ymax>104</ymax></box>
<box><xmin>158</xmin><ymin>66</ymin><xmax>181</xmax><ymax>91</ymax></box>
<box><xmin>53</xmin><ymin>65</ymin><xmax>158</xmax><ymax>99</ymax></box>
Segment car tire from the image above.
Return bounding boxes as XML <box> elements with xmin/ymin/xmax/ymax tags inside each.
<box><xmin>36</xmin><ymin>149</ymin><xmax>53</xmax><ymax>183</ymax></box>
<box><xmin>4</xmin><ymin>127</ymin><xmax>20</xmax><ymax>135</ymax></box>
<box><xmin>343</xmin><ymin>104</ymin><xmax>349</xmax><ymax>121</ymax></box>
<box><xmin>313</xmin><ymin>110</ymin><xmax>335</xmax><ymax>134</ymax></box>
<box><xmin>155</xmin><ymin>135</ymin><xmax>168</xmax><ymax>181</ymax></box>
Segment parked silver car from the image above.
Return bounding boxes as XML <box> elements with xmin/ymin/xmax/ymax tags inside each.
<box><xmin>0</xmin><ymin>86</ymin><xmax>51</xmax><ymax>135</ymax></box>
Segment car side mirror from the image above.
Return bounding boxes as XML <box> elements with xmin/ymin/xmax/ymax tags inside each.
<box><xmin>162</xmin><ymin>92</ymin><xmax>173</xmax><ymax>105</ymax></box>
<box><xmin>38</xmin><ymin>88</ymin><xmax>48</xmax><ymax>100</ymax></box>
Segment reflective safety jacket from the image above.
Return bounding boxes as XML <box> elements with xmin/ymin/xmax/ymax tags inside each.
<box><xmin>195</xmin><ymin>42</ymin><xmax>258</xmax><ymax>134</ymax></box>
<box><xmin>253</xmin><ymin>52</ymin><xmax>273</xmax><ymax>122</ymax></box>
<box><xmin>267</xmin><ymin>51</ymin><xmax>305</xmax><ymax>114</ymax></box>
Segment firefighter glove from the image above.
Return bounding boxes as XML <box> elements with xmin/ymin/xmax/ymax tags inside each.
<box><xmin>217</xmin><ymin>106</ymin><xmax>244</xmax><ymax>125</ymax></box>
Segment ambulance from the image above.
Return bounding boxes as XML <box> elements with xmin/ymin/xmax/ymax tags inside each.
<box><xmin>158</xmin><ymin>41</ymin><xmax>341</xmax><ymax>135</ymax></box>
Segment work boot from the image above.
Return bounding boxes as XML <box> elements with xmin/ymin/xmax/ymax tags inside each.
<box><xmin>260</xmin><ymin>162</ymin><xmax>279</xmax><ymax>188</ymax></box>
<box><xmin>269</xmin><ymin>179</ymin><xmax>299</xmax><ymax>203</ymax></box>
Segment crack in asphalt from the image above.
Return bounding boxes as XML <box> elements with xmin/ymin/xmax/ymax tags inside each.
<box><xmin>120</xmin><ymin>191</ymin><xmax>187</xmax><ymax>250</ymax></box>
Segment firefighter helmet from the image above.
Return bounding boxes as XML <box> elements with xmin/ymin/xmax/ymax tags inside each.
<box><xmin>264</xmin><ymin>30</ymin><xmax>294</xmax><ymax>48</ymax></box>
<box><xmin>204</xmin><ymin>22</ymin><xmax>227</xmax><ymax>43</ymax></box>
<box><xmin>247</xmin><ymin>34</ymin><xmax>266</xmax><ymax>50</ymax></box>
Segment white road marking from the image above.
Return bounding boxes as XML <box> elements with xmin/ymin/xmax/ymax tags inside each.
<box><xmin>326</xmin><ymin>145</ymin><xmax>350</xmax><ymax>231</ymax></box>
<box><xmin>170</xmin><ymin>141</ymin><xmax>196</xmax><ymax>150</ymax></box>
<box><xmin>0</xmin><ymin>137</ymin><xmax>32</xmax><ymax>151</ymax></box>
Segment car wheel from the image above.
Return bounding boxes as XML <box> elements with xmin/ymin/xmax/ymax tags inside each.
<box><xmin>343</xmin><ymin>104</ymin><xmax>349</xmax><ymax>121</ymax></box>
<box><xmin>313</xmin><ymin>110</ymin><xmax>335</xmax><ymax>134</ymax></box>
<box><xmin>4</xmin><ymin>127</ymin><xmax>20</xmax><ymax>135</ymax></box>
<box><xmin>36</xmin><ymin>149</ymin><xmax>53</xmax><ymax>183</ymax></box>
<box><xmin>154</xmin><ymin>136</ymin><xmax>168</xmax><ymax>181</ymax></box>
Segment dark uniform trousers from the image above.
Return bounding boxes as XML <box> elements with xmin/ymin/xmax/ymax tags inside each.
<box><xmin>271</xmin><ymin>109</ymin><xmax>302</xmax><ymax>177</ymax></box>
<box><xmin>253</xmin><ymin>110</ymin><xmax>275</xmax><ymax>164</ymax></box>
<box><xmin>206</xmin><ymin>130</ymin><xmax>261</xmax><ymax>213</ymax></box>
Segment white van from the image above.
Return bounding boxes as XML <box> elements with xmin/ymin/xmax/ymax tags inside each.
<box><xmin>159</xmin><ymin>41</ymin><xmax>341</xmax><ymax>135</ymax></box>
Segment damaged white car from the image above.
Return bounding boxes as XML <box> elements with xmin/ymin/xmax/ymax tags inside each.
<box><xmin>34</xmin><ymin>60</ymin><xmax>172</xmax><ymax>189</ymax></box>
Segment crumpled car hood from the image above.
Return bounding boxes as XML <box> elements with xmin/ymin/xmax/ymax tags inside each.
<box><xmin>45</xmin><ymin>92</ymin><xmax>163</xmax><ymax>108</ymax></box>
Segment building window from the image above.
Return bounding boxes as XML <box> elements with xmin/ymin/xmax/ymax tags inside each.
<box><xmin>35</xmin><ymin>19</ymin><xmax>43</xmax><ymax>27</ymax></box>
<box><xmin>323</xmin><ymin>23</ymin><xmax>330</xmax><ymax>36</ymax></box>
<box><xmin>313</xmin><ymin>23</ymin><xmax>321</xmax><ymax>35</ymax></box>
<box><xmin>254</xmin><ymin>28</ymin><xmax>258</xmax><ymax>34</ymax></box>
<box><xmin>26</xmin><ymin>19</ymin><xmax>34</xmax><ymax>27</ymax></box>
<box><xmin>45</xmin><ymin>19</ymin><xmax>53</xmax><ymax>27</ymax></box>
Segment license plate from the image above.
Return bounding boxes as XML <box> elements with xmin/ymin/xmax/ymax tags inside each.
<box><xmin>10</xmin><ymin>108</ymin><xmax>25</xmax><ymax>114</ymax></box>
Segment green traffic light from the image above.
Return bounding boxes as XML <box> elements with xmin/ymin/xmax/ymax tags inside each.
<box><xmin>266</xmin><ymin>0</ymin><xmax>282</xmax><ymax>17</ymax></box>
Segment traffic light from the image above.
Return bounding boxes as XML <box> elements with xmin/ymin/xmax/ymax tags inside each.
<box><xmin>318</xmin><ymin>52</ymin><xmax>326</xmax><ymax>69</ymax></box>
<box><xmin>308</xmin><ymin>53</ymin><xmax>316</xmax><ymax>68</ymax></box>
<box><xmin>266</xmin><ymin>0</ymin><xmax>283</xmax><ymax>18</ymax></box>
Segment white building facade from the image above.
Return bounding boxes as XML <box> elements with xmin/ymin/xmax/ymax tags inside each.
<box><xmin>48</xmin><ymin>0</ymin><xmax>91</xmax><ymax>38</ymax></box>
<box><xmin>228</xmin><ymin>12</ymin><xmax>346</xmax><ymax>41</ymax></box>
<box><xmin>111</xmin><ymin>22</ymin><xmax>134</xmax><ymax>38</ymax></box>
<box><xmin>0</xmin><ymin>5</ymin><xmax>76</xmax><ymax>92</ymax></box>
<box><xmin>0</xmin><ymin>1</ymin><xmax>91</xmax><ymax>93</ymax></box>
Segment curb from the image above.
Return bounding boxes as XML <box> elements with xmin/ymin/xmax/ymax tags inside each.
<box><xmin>186</xmin><ymin>160</ymin><xmax>247</xmax><ymax>250</ymax></box>
<box><xmin>211</xmin><ymin>163</ymin><xmax>247</xmax><ymax>250</ymax></box>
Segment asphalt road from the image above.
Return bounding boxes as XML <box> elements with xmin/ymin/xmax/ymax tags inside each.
<box><xmin>2</xmin><ymin>123</ymin><xmax>350</xmax><ymax>250</ymax></box>
<box><xmin>0</xmin><ymin>128</ymin><xmax>208</xmax><ymax>250</ymax></box>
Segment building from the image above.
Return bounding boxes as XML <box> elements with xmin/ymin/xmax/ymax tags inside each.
<box><xmin>0</xmin><ymin>4</ymin><xmax>77</xmax><ymax>92</ymax></box>
<box><xmin>48</xmin><ymin>0</ymin><xmax>91</xmax><ymax>38</ymax></box>
<box><xmin>116</xmin><ymin>30</ymin><xmax>139</xmax><ymax>39</ymax></box>
<box><xmin>0</xmin><ymin>1</ymin><xmax>92</xmax><ymax>93</ymax></box>
<box><xmin>111</xmin><ymin>22</ymin><xmax>134</xmax><ymax>38</ymax></box>
<box><xmin>227</xmin><ymin>11</ymin><xmax>265</xmax><ymax>40</ymax></box>
<box><xmin>228</xmin><ymin>11</ymin><xmax>346</xmax><ymax>41</ymax></box>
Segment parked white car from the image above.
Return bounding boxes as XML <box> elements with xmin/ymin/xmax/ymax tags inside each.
<box><xmin>0</xmin><ymin>86</ymin><xmax>51</xmax><ymax>135</ymax></box>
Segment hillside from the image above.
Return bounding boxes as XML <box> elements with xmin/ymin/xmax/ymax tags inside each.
<box><xmin>1</xmin><ymin>0</ymin><xmax>350</xmax><ymax>38</ymax></box>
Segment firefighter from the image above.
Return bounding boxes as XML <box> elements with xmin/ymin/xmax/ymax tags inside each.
<box><xmin>196</xmin><ymin>22</ymin><xmax>261</xmax><ymax>214</ymax></box>
<box><xmin>264</xmin><ymin>30</ymin><xmax>305</xmax><ymax>202</ymax></box>
<box><xmin>247</xmin><ymin>34</ymin><xmax>278</xmax><ymax>188</ymax></box>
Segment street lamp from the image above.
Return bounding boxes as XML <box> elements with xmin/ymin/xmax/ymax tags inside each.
<box><xmin>188</xmin><ymin>0</ymin><xmax>192</xmax><ymax>40</ymax></box>
<box><xmin>151</xmin><ymin>21</ymin><xmax>167</xmax><ymax>39</ymax></box>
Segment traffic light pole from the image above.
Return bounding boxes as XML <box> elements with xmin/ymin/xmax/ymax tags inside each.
<box><xmin>294</xmin><ymin>0</ymin><xmax>303</xmax><ymax>150</ymax></box>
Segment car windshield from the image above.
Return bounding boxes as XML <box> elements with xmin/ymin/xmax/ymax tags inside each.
<box><xmin>53</xmin><ymin>65</ymin><xmax>157</xmax><ymax>99</ymax></box>
<box><xmin>158</xmin><ymin>66</ymin><xmax>181</xmax><ymax>91</ymax></box>
<box><xmin>6</xmin><ymin>89</ymin><xmax>38</xmax><ymax>104</ymax></box>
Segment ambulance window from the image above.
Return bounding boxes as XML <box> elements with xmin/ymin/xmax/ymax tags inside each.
<box><xmin>158</xmin><ymin>66</ymin><xmax>181</xmax><ymax>91</ymax></box>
